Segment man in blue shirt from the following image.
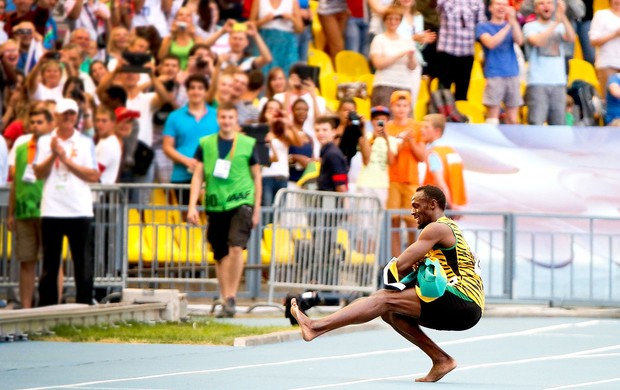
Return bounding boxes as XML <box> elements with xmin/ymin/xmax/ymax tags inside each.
<box><xmin>163</xmin><ymin>74</ymin><xmax>218</xmax><ymax>206</ymax></box>
<box><xmin>476</xmin><ymin>0</ymin><xmax>524</xmax><ymax>124</ymax></box>
<box><xmin>523</xmin><ymin>0</ymin><xmax>575</xmax><ymax>125</ymax></box>
<box><xmin>605</xmin><ymin>73</ymin><xmax>620</xmax><ymax>126</ymax></box>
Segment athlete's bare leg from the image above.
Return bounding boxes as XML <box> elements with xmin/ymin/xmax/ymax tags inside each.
<box><xmin>382</xmin><ymin>312</ymin><xmax>457</xmax><ymax>382</ymax></box>
<box><xmin>290</xmin><ymin>289</ymin><xmax>420</xmax><ymax>341</ymax></box>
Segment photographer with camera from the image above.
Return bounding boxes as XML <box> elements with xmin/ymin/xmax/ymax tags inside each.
<box><xmin>3</xmin><ymin>0</ymin><xmax>51</xmax><ymax>38</ymax></box>
<box><xmin>179</xmin><ymin>43</ymin><xmax>217</xmax><ymax>87</ymax></box>
<box><xmin>356</xmin><ymin>105</ymin><xmax>396</xmax><ymax>209</ymax></box>
<box><xmin>26</xmin><ymin>48</ymin><xmax>76</xmax><ymax>102</ymax></box>
<box><xmin>12</xmin><ymin>21</ymin><xmax>44</xmax><ymax>74</ymax></box>
<box><xmin>213</xmin><ymin>20</ymin><xmax>273</xmax><ymax>72</ymax></box>
<box><xmin>334</xmin><ymin>98</ymin><xmax>371</xmax><ymax>171</ymax></box>
<box><xmin>96</xmin><ymin>55</ymin><xmax>177</xmax><ymax>199</ymax></box>
<box><xmin>258</xmin><ymin>99</ymin><xmax>302</xmax><ymax>208</ymax></box>
<box><xmin>158</xmin><ymin>6</ymin><xmax>196</xmax><ymax>71</ymax></box>
<box><xmin>274</xmin><ymin>63</ymin><xmax>326</xmax><ymax>157</ymax></box>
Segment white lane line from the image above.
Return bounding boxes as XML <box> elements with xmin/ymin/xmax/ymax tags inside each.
<box><xmin>17</xmin><ymin>320</ymin><xmax>602</xmax><ymax>390</ymax></box>
<box><xmin>545</xmin><ymin>378</ymin><xmax>620</xmax><ymax>390</ymax></box>
<box><xmin>291</xmin><ymin>345</ymin><xmax>620</xmax><ymax>390</ymax></box>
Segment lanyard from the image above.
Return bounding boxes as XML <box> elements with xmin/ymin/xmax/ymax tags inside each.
<box><xmin>219</xmin><ymin>133</ymin><xmax>238</xmax><ymax>160</ymax></box>
<box><xmin>27</xmin><ymin>137</ymin><xmax>37</xmax><ymax>164</ymax></box>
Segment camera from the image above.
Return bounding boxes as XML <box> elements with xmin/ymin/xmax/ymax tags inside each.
<box><xmin>177</xmin><ymin>21</ymin><xmax>187</xmax><ymax>31</ymax></box>
<box><xmin>377</xmin><ymin>119</ymin><xmax>385</xmax><ymax>127</ymax></box>
<box><xmin>348</xmin><ymin>111</ymin><xmax>361</xmax><ymax>126</ymax></box>
<box><xmin>121</xmin><ymin>51</ymin><xmax>152</xmax><ymax>73</ymax></box>
<box><xmin>44</xmin><ymin>51</ymin><xmax>62</xmax><ymax>61</ymax></box>
<box><xmin>14</xmin><ymin>28</ymin><xmax>32</xmax><ymax>35</ymax></box>
<box><xmin>195</xmin><ymin>57</ymin><xmax>208</xmax><ymax>69</ymax></box>
<box><xmin>70</xmin><ymin>89</ymin><xmax>85</xmax><ymax>104</ymax></box>
<box><xmin>232</xmin><ymin>23</ymin><xmax>247</xmax><ymax>32</ymax></box>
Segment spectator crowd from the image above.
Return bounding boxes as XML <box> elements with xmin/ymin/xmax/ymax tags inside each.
<box><xmin>0</xmin><ymin>0</ymin><xmax>618</xmax><ymax>310</ymax></box>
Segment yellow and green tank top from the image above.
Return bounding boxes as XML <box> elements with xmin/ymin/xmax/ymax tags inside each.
<box><xmin>425</xmin><ymin>216</ymin><xmax>485</xmax><ymax>309</ymax></box>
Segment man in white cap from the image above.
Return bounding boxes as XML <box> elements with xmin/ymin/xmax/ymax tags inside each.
<box><xmin>33</xmin><ymin>97</ymin><xmax>100</xmax><ymax>306</ymax></box>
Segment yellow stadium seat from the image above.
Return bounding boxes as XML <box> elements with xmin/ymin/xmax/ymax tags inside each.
<box><xmin>143</xmin><ymin>225</ymin><xmax>178</xmax><ymax>263</ymax></box>
<box><xmin>356</xmin><ymin>73</ymin><xmax>375</xmax><ymax>96</ymax></box>
<box><xmin>474</xmin><ymin>42</ymin><xmax>485</xmax><ymax>63</ymax></box>
<box><xmin>309</xmin><ymin>0</ymin><xmax>325</xmax><ymax>51</ymax></box>
<box><xmin>262</xmin><ymin>224</ymin><xmax>295</xmax><ymax>265</ymax></box>
<box><xmin>174</xmin><ymin>226</ymin><xmax>207</xmax><ymax>264</ymax></box>
<box><xmin>350</xmin><ymin>251</ymin><xmax>376</xmax><ymax>265</ymax></box>
<box><xmin>0</xmin><ymin>226</ymin><xmax>11</xmax><ymax>259</ymax></box>
<box><xmin>319</xmin><ymin>72</ymin><xmax>351</xmax><ymax>101</ymax></box>
<box><xmin>143</xmin><ymin>209</ymin><xmax>177</xmax><ymax>225</ymax></box>
<box><xmin>466</xmin><ymin>78</ymin><xmax>486</xmax><ymax>108</ymax></box>
<box><xmin>127</xmin><ymin>225</ymin><xmax>152</xmax><ymax>263</ymax></box>
<box><xmin>471</xmin><ymin>60</ymin><xmax>484</xmax><ymax>80</ymax></box>
<box><xmin>128</xmin><ymin>208</ymin><xmax>141</xmax><ymax>225</ymax></box>
<box><xmin>414</xmin><ymin>98</ymin><xmax>428</xmax><ymax>121</ymax></box>
<box><xmin>308</xmin><ymin>47</ymin><xmax>334</xmax><ymax>76</ymax></box>
<box><xmin>593</xmin><ymin>0</ymin><xmax>607</xmax><ymax>12</ymax></box>
<box><xmin>455</xmin><ymin>100</ymin><xmax>486</xmax><ymax>124</ymax></box>
<box><xmin>568</xmin><ymin>58</ymin><xmax>602</xmax><ymax>95</ymax></box>
<box><xmin>150</xmin><ymin>188</ymin><xmax>168</xmax><ymax>205</ymax></box>
<box><xmin>335</xmin><ymin>50</ymin><xmax>371</xmax><ymax>79</ymax></box>
<box><xmin>325</xmin><ymin>98</ymin><xmax>340</xmax><ymax>113</ymax></box>
<box><xmin>418</xmin><ymin>76</ymin><xmax>430</xmax><ymax>105</ymax></box>
<box><xmin>353</xmin><ymin>96</ymin><xmax>371</xmax><ymax>119</ymax></box>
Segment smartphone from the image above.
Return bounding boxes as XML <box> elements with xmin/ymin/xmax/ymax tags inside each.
<box><xmin>232</xmin><ymin>23</ymin><xmax>247</xmax><ymax>33</ymax></box>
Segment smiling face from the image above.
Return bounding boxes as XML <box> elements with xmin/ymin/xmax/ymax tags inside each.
<box><xmin>411</xmin><ymin>191</ymin><xmax>435</xmax><ymax>229</ymax></box>
<box><xmin>1</xmin><ymin>40</ymin><xmax>19</xmax><ymax>67</ymax></box>
<box><xmin>42</xmin><ymin>62</ymin><xmax>62</xmax><ymax>88</ymax></box>
<box><xmin>489</xmin><ymin>0</ymin><xmax>509</xmax><ymax>21</ymax></box>
<box><xmin>384</xmin><ymin>12</ymin><xmax>403</xmax><ymax>33</ymax></box>
<box><xmin>270</xmin><ymin>69</ymin><xmax>287</xmax><ymax>94</ymax></box>
<box><xmin>315</xmin><ymin>121</ymin><xmax>336</xmax><ymax>146</ymax></box>
<box><xmin>535</xmin><ymin>0</ymin><xmax>555</xmax><ymax>21</ymax></box>
<box><xmin>90</xmin><ymin>61</ymin><xmax>108</xmax><ymax>84</ymax></box>
<box><xmin>263</xmin><ymin>100</ymin><xmax>282</xmax><ymax>123</ymax></box>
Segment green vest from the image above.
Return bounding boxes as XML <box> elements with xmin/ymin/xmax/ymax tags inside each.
<box><xmin>200</xmin><ymin>133</ymin><xmax>256</xmax><ymax>212</ymax></box>
<box><xmin>14</xmin><ymin>137</ymin><xmax>43</xmax><ymax>219</ymax></box>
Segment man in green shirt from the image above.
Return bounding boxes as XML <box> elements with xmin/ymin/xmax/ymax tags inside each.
<box><xmin>187</xmin><ymin>102</ymin><xmax>262</xmax><ymax>318</ymax></box>
<box><xmin>7</xmin><ymin>108</ymin><xmax>61</xmax><ymax>308</ymax></box>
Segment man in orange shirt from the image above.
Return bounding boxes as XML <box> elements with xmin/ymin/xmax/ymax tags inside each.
<box><xmin>386</xmin><ymin>91</ymin><xmax>425</xmax><ymax>257</ymax></box>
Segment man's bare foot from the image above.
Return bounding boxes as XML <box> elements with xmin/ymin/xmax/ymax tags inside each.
<box><xmin>290</xmin><ymin>298</ymin><xmax>318</xmax><ymax>342</ymax></box>
<box><xmin>415</xmin><ymin>357</ymin><xmax>457</xmax><ymax>382</ymax></box>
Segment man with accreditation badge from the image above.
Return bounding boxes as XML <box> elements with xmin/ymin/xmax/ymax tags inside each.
<box><xmin>187</xmin><ymin>102</ymin><xmax>262</xmax><ymax>318</ymax></box>
<box><xmin>33</xmin><ymin>98</ymin><xmax>100</xmax><ymax>307</ymax></box>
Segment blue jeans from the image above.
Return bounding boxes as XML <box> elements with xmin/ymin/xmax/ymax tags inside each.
<box><xmin>298</xmin><ymin>25</ymin><xmax>312</xmax><ymax>63</ymax></box>
<box><xmin>262</xmin><ymin>176</ymin><xmax>288</xmax><ymax>207</ymax></box>
<box><xmin>574</xmin><ymin>20</ymin><xmax>595</xmax><ymax>65</ymax></box>
<box><xmin>345</xmin><ymin>17</ymin><xmax>369</xmax><ymax>56</ymax></box>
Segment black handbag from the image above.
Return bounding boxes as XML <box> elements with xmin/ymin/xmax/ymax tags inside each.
<box><xmin>132</xmin><ymin>141</ymin><xmax>154</xmax><ymax>176</ymax></box>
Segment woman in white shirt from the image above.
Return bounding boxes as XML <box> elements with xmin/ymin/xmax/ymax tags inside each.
<box><xmin>369</xmin><ymin>5</ymin><xmax>417</xmax><ymax>107</ymax></box>
<box><xmin>589</xmin><ymin>0</ymin><xmax>620</xmax><ymax>95</ymax></box>
<box><xmin>26</xmin><ymin>59</ymin><xmax>66</xmax><ymax>102</ymax></box>
<box><xmin>259</xmin><ymin>99</ymin><xmax>302</xmax><ymax>208</ymax></box>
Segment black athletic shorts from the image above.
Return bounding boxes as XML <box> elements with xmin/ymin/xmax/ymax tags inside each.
<box><xmin>206</xmin><ymin>205</ymin><xmax>253</xmax><ymax>261</ymax></box>
<box><xmin>418</xmin><ymin>290</ymin><xmax>482</xmax><ymax>331</ymax></box>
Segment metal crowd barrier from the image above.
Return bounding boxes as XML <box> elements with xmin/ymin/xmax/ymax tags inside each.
<box><xmin>257</xmin><ymin>189</ymin><xmax>383</xmax><ymax>307</ymax></box>
<box><xmin>384</xmin><ymin>210</ymin><xmax>620</xmax><ymax>306</ymax></box>
<box><xmin>1</xmin><ymin>183</ymin><xmax>620</xmax><ymax>307</ymax></box>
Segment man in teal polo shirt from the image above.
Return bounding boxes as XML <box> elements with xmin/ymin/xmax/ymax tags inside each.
<box><xmin>187</xmin><ymin>102</ymin><xmax>262</xmax><ymax>318</ymax></box>
<box><xmin>163</xmin><ymin>74</ymin><xmax>219</xmax><ymax>205</ymax></box>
